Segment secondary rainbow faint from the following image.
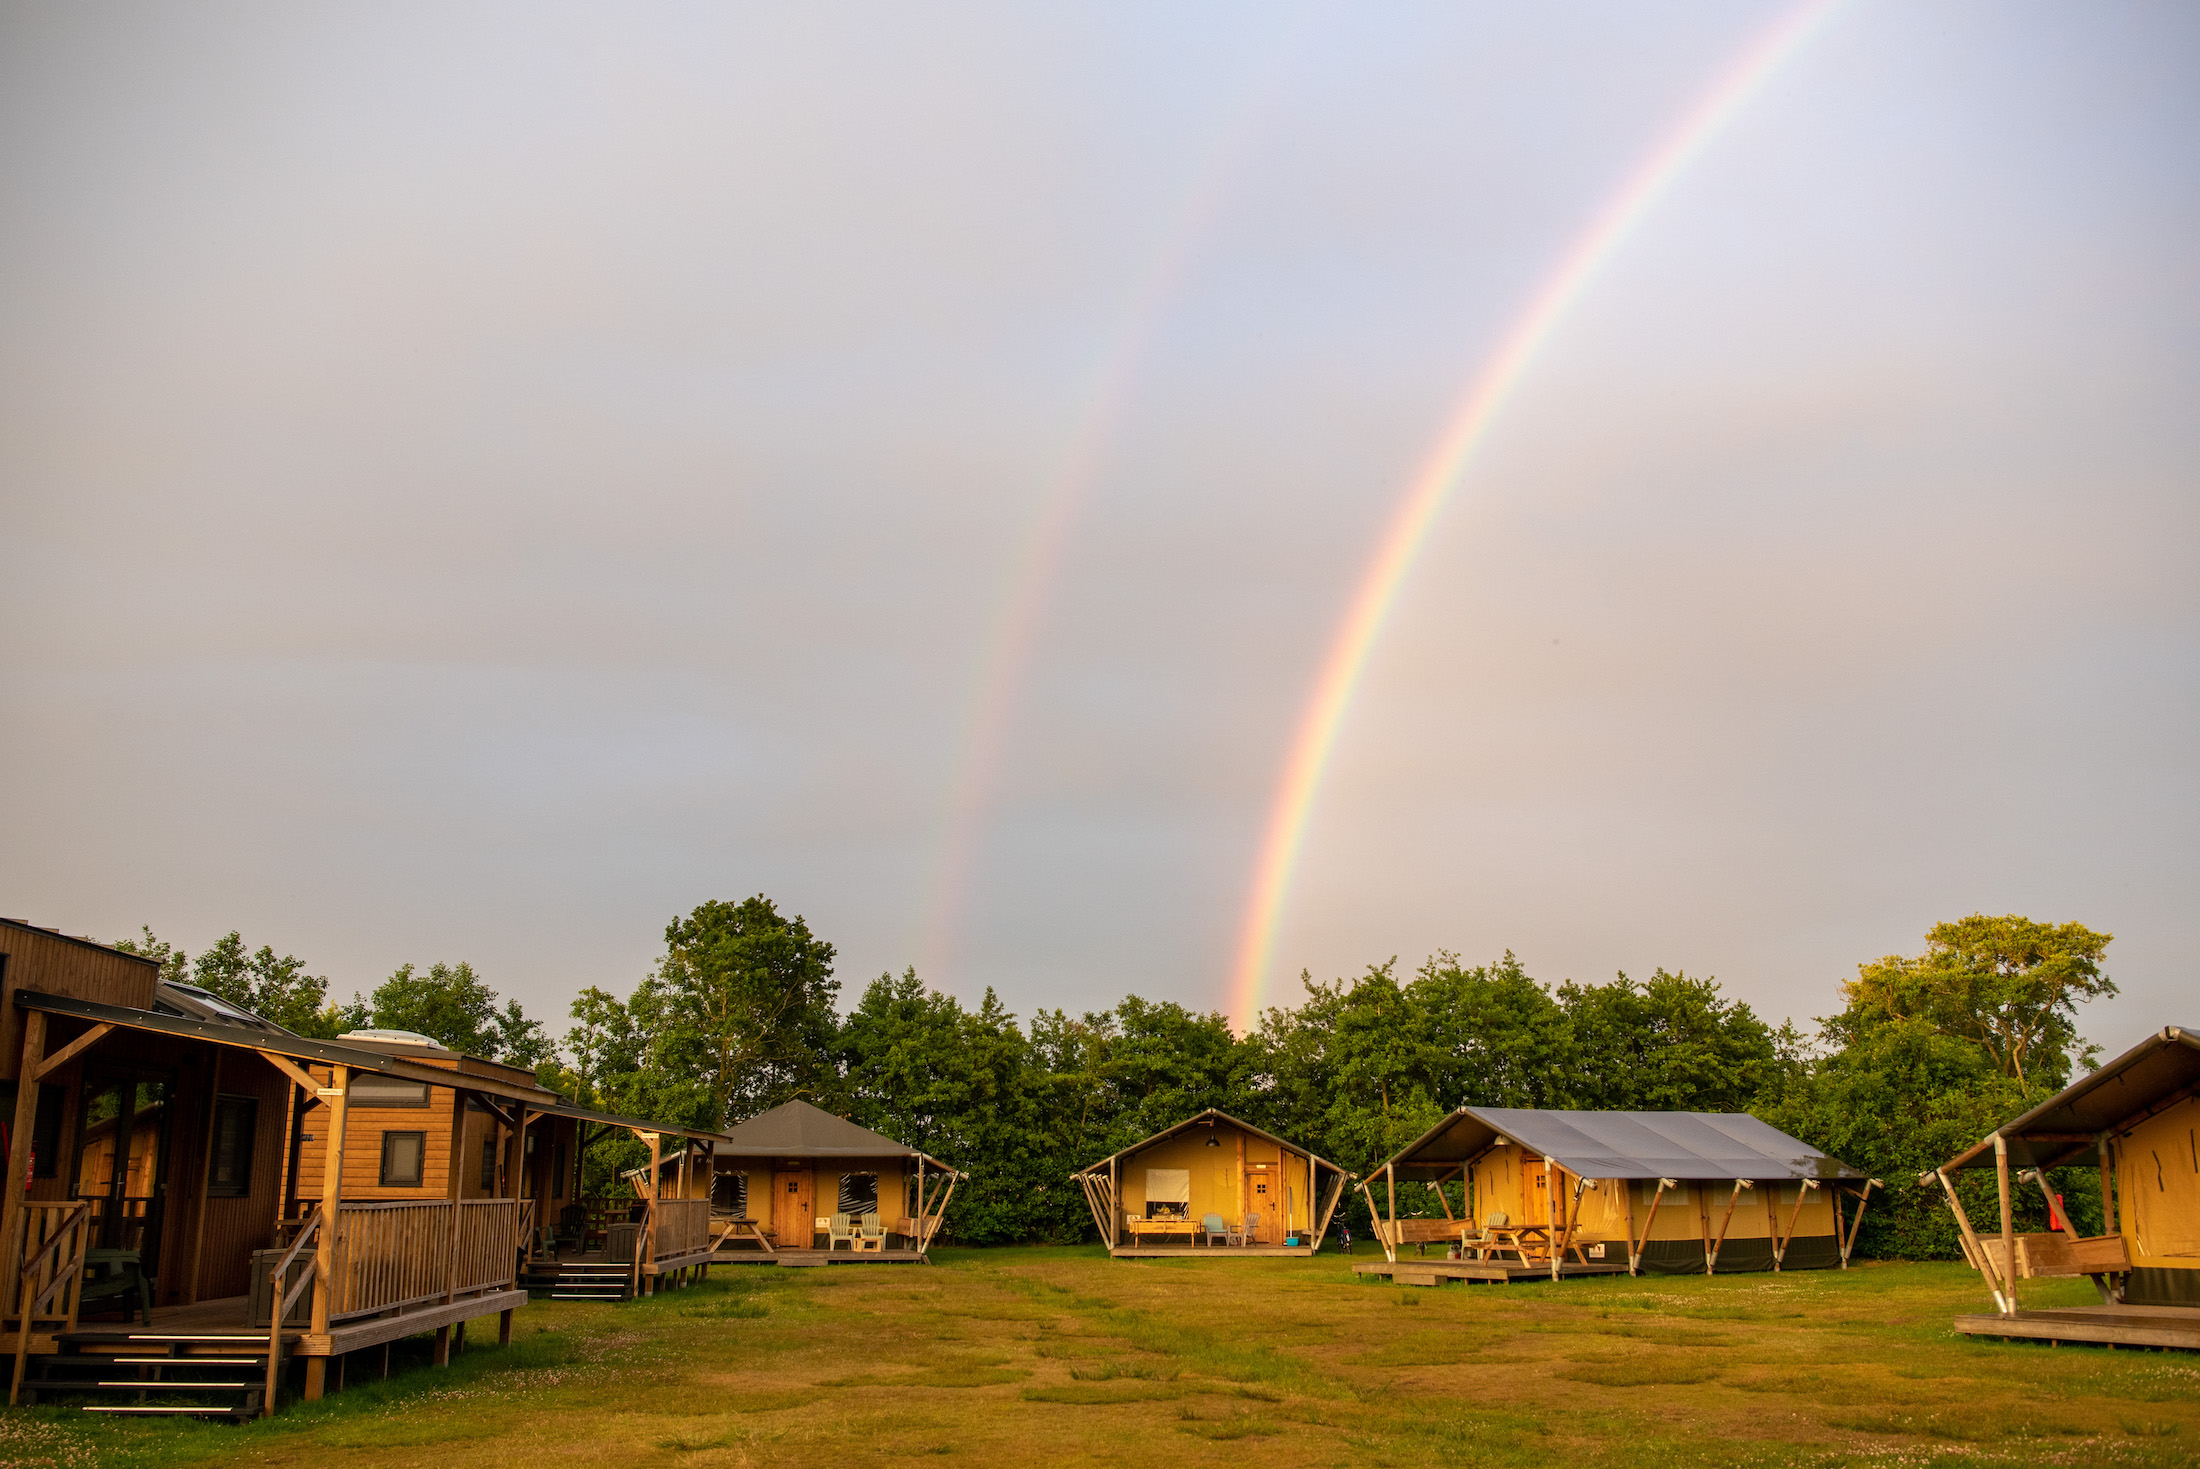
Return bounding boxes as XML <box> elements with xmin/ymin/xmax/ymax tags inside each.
<box><xmin>1225</xmin><ymin>0</ymin><xmax>1843</xmax><ymax>1032</ymax></box>
<box><xmin>918</xmin><ymin>13</ymin><xmax>1312</xmax><ymax>987</ymax></box>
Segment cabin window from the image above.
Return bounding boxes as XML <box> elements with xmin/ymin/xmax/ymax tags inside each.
<box><xmin>838</xmin><ymin>1173</ymin><xmax>878</xmax><ymax>1216</ymax></box>
<box><xmin>481</xmin><ymin>1137</ymin><xmax>497</xmax><ymax>1191</ymax></box>
<box><xmin>350</xmin><ymin>1075</ymin><xmax>430</xmax><ymax>1108</ymax></box>
<box><xmin>207</xmin><ymin>1095</ymin><xmax>257</xmax><ymax>1197</ymax></box>
<box><xmin>380</xmin><ymin>1130</ymin><xmax>427</xmax><ymax>1188</ymax></box>
<box><xmin>716</xmin><ymin>1171</ymin><xmax>748</xmax><ymax>1217</ymax></box>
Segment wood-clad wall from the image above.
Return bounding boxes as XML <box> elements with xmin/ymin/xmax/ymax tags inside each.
<box><xmin>0</xmin><ymin>920</ymin><xmax>159</xmax><ymax>1082</ymax></box>
<box><xmin>187</xmin><ymin>1052</ymin><xmax>292</xmax><ymax>1301</ymax></box>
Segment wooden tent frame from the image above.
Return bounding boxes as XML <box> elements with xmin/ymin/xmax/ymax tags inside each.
<box><xmin>1072</xmin><ymin>1110</ymin><xmax>1352</xmax><ymax>1255</ymax></box>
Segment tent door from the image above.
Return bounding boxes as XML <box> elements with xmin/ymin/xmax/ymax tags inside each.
<box><xmin>1246</xmin><ymin>1164</ymin><xmax>1280</xmax><ymax>1244</ymax></box>
<box><xmin>775</xmin><ymin>1170</ymin><xmax>814</xmax><ymax>1247</ymax></box>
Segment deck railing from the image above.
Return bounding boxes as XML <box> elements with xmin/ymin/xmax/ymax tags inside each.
<box><xmin>330</xmin><ymin>1198</ymin><xmax>526</xmax><ymax>1320</ymax></box>
<box><xmin>8</xmin><ymin>1200</ymin><xmax>93</xmax><ymax>1405</ymax></box>
<box><xmin>652</xmin><ymin>1198</ymin><xmax>711</xmax><ymax>1261</ymax></box>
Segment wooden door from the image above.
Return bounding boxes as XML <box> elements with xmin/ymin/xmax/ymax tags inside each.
<box><xmin>773</xmin><ymin>1170</ymin><xmax>813</xmax><ymax>1246</ymax></box>
<box><xmin>1246</xmin><ymin>1164</ymin><xmax>1281</xmax><ymax>1244</ymax></box>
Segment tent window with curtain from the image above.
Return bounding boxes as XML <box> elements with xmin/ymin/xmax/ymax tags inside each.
<box><xmin>839</xmin><ymin>1172</ymin><xmax>878</xmax><ymax>1216</ymax></box>
<box><xmin>1145</xmin><ymin>1168</ymin><xmax>1191</xmax><ymax>1219</ymax></box>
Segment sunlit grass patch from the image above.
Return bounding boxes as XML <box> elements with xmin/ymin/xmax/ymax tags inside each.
<box><xmin>1067</xmin><ymin>1358</ymin><xmax>1181</xmax><ymax>1381</ymax></box>
<box><xmin>1526</xmin><ymin>1319</ymin><xmax>1735</xmax><ymax>1347</ymax></box>
<box><xmin>1022</xmin><ymin>1382</ymin><xmax>1186</xmax><ymax>1405</ymax></box>
<box><xmin>1342</xmin><ymin>1328</ymin><xmax>1510</xmax><ymax>1366</ymax></box>
<box><xmin>1558</xmin><ymin>1358</ymin><xmax>1722</xmax><ymax>1387</ymax></box>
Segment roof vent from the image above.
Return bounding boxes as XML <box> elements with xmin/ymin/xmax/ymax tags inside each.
<box><xmin>338</xmin><ymin>1028</ymin><xmax>444</xmax><ymax>1049</ymax></box>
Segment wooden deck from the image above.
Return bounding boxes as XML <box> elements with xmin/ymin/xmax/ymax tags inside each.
<box><xmin>715</xmin><ymin>1247</ymin><xmax>927</xmax><ymax>1267</ymax></box>
<box><xmin>33</xmin><ymin>1289</ymin><xmax>527</xmax><ymax>1357</ymax></box>
<box><xmin>1953</xmin><ymin>1304</ymin><xmax>2200</xmax><ymax>1351</ymax></box>
<box><xmin>1109</xmin><ymin>1245</ymin><xmax>1322</xmax><ymax>1259</ymax></box>
<box><xmin>1353</xmin><ymin>1259</ymin><xmax>1633</xmax><ymax>1287</ymax></box>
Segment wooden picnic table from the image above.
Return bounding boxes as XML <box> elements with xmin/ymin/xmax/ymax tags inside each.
<box><xmin>1122</xmin><ymin>1215</ymin><xmax>1202</xmax><ymax>1246</ymax></box>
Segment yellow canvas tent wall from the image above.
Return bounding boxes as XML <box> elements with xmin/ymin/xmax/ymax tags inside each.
<box><xmin>1072</xmin><ymin>1109</ymin><xmax>1351</xmax><ymax>1258</ymax></box>
<box><xmin>1367</xmin><ymin>1108</ymin><xmax>1873</xmax><ymax>1275</ymax></box>
<box><xmin>1930</xmin><ymin>1024</ymin><xmax>2200</xmax><ymax>1315</ymax></box>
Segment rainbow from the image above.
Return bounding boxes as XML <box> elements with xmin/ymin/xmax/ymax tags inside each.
<box><xmin>1225</xmin><ymin>0</ymin><xmax>1843</xmax><ymax>1031</ymax></box>
<box><xmin>919</xmin><ymin>22</ymin><xmax>1311</xmax><ymax>985</ymax></box>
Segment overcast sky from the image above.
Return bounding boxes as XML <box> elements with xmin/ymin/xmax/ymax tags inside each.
<box><xmin>3</xmin><ymin>1</ymin><xmax>2193</xmax><ymax>1058</ymax></box>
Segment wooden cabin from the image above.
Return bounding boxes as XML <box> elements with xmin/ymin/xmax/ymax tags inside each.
<box><xmin>1356</xmin><ymin>1107</ymin><xmax>1874</xmax><ymax>1285</ymax></box>
<box><xmin>704</xmin><ymin>1099</ymin><xmax>961</xmax><ymax>1263</ymax></box>
<box><xmin>0</xmin><ymin>918</ymin><xmax>724</xmax><ymax>1418</ymax></box>
<box><xmin>1072</xmin><ymin>1110</ymin><xmax>1352</xmax><ymax>1257</ymax></box>
<box><xmin>1928</xmin><ymin>1024</ymin><xmax>2199</xmax><ymax>1351</ymax></box>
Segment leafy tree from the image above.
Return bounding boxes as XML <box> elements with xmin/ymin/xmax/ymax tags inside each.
<box><xmin>1763</xmin><ymin>914</ymin><xmax>2115</xmax><ymax>1258</ymax></box>
<box><xmin>353</xmin><ymin>960</ymin><xmax>554</xmax><ymax>1074</ymax></box>
<box><xmin>613</xmin><ymin>895</ymin><xmax>841</xmax><ymax>1131</ymax></box>
<box><xmin>118</xmin><ymin>927</ymin><xmax>345</xmax><ymax>1037</ymax></box>
<box><xmin>1557</xmin><ymin>969</ymin><xmax>1796</xmax><ymax>1113</ymax></box>
<box><xmin>1840</xmin><ymin>914</ymin><xmax>2114</xmax><ymax>1090</ymax></box>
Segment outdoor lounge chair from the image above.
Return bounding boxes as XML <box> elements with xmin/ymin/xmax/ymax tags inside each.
<box><xmin>827</xmin><ymin>1212</ymin><xmax>856</xmax><ymax>1251</ymax></box>
<box><xmin>1241</xmin><ymin>1211</ymin><xmax>1261</xmax><ymax>1246</ymax></box>
<box><xmin>77</xmin><ymin>1249</ymin><xmax>152</xmax><ymax>1326</ymax></box>
<box><xmin>857</xmin><ymin>1214</ymin><xmax>887</xmax><ymax>1252</ymax></box>
<box><xmin>1201</xmin><ymin>1213</ymin><xmax>1230</xmax><ymax>1246</ymax></box>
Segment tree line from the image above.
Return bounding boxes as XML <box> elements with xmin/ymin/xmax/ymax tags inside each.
<box><xmin>122</xmin><ymin>902</ymin><xmax>2116</xmax><ymax>1258</ymax></box>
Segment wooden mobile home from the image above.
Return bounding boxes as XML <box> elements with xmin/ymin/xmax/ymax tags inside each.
<box><xmin>1072</xmin><ymin>1109</ymin><xmax>1352</xmax><ymax>1257</ymax></box>
<box><xmin>1357</xmin><ymin>1108</ymin><xmax>1875</xmax><ymax>1285</ymax></box>
<box><xmin>0</xmin><ymin>918</ymin><xmax>724</xmax><ymax>1418</ymax></box>
<box><xmin>1928</xmin><ymin>1024</ymin><xmax>2200</xmax><ymax>1351</ymax></box>
<box><xmin>705</xmin><ymin>1099</ymin><xmax>961</xmax><ymax>1263</ymax></box>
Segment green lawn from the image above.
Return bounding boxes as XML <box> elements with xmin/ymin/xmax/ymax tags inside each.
<box><xmin>6</xmin><ymin>1250</ymin><xmax>2196</xmax><ymax>1468</ymax></box>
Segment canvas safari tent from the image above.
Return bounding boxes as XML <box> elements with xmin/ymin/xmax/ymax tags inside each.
<box><xmin>1926</xmin><ymin>1024</ymin><xmax>2200</xmax><ymax>1351</ymax></box>
<box><xmin>1072</xmin><ymin>1109</ymin><xmax>1352</xmax><ymax>1257</ymax></box>
<box><xmin>705</xmin><ymin>1099</ymin><xmax>962</xmax><ymax>1262</ymax></box>
<box><xmin>1361</xmin><ymin>1108</ymin><xmax>1875</xmax><ymax>1282</ymax></box>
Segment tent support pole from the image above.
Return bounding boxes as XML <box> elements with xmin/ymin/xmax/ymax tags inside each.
<box><xmin>1995</xmin><ymin>1135</ymin><xmax>2017</xmax><ymax>1317</ymax></box>
<box><xmin>1931</xmin><ymin>1168</ymin><xmax>2008</xmax><ymax>1312</ymax></box>
<box><xmin>1545</xmin><ymin>1157</ymin><xmax>1560</xmax><ymax>1282</ymax></box>
<box><xmin>1706</xmin><ymin>1179</ymin><xmax>1751</xmax><ymax>1274</ymax></box>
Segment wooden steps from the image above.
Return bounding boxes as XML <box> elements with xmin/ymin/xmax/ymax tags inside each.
<box><xmin>18</xmin><ymin>1329</ymin><xmax>286</xmax><ymax>1420</ymax></box>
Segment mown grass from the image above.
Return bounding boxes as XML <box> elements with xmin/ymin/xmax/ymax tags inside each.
<box><xmin>5</xmin><ymin>1250</ymin><xmax>2197</xmax><ymax>1468</ymax></box>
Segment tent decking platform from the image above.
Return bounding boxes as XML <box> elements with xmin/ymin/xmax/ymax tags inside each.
<box><xmin>1353</xmin><ymin>1259</ymin><xmax>1633</xmax><ymax>1286</ymax></box>
<box><xmin>1108</xmin><ymin>1245</ymin><xmax>1320</xmax><ymax>1259</ymax></box>
<box><xmin>1954</xmin><ymin>1305</ymin><xmax>2200</xmax><ymax>1351</ymax></box>
<box><xmin>715</xmin><ymin>1247</ymin><xmax>928</xmax><ymax>1267</ymax></box>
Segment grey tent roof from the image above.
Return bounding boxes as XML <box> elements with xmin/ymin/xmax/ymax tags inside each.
<box><xmin>718</xmin><ymin>1098</ymin><xmax>958</xmax><ymax>1169</ymax></box>
<box><xmin>1939</xmin><ymin>1025</ymin><xmax>2200</xmax><ymax>1173</ymax></box>
<box><xmin>1377</xmin><ymin>1107</ymin><xmax>1865</xmax><ymax>1183</ymax></box>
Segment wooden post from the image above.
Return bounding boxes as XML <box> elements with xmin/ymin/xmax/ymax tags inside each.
<box><xmin>1386</xmin><ymin>1161</ymin><xmax>1398</xmax><ymax>1258</ymax></box>
<box><xmin>1994</xmin><ymin>1135</ymin><xmax>2016</xmax><ymax>1317</ymax></box>
<box><xmin>1706</xmin><ymin>1180</ymin><xmax>1751</xmax><ymax>1274</ymax></box>
<box><xmin>304</xmin><ymin>1065</ymin><xmax>348</xmax><ymax>1402</ymax></box>
<box><xmin>2098</xmin><ymin>1134</ymin><xmax>2117</xmax><ymax>1238</ymax></box>
<box><xmin>1697</xmin><ymin>1182</ymin><xmax>1712</xmax><ymax>1274</ymax></box>
<box><xmin>1544</xmin><ymin>1157</ymin><xmax>1560</xmax><ymax>1279</ymax></box>
<box><xmin>1</xmin><ymin>1013</ymin><xmax>46</xmax><ymax>1289</ymax></box>
<box><xmin>1236</xmin><ymin>1130</ymin><xmax>1246</xmax><ymax>1231</ymax></box>
<box><xmin>1933</xmin><ymin>1167</ymin><xmax>2009</xmax><ymax>1312</ymax></box>
<box><xmin>1108</xmin><ymin>1155</ymin><xmax>1118</xmax><ymax>1249</ymax></box>
<box><xmin>1633</xmin><ymin>1179</ymin><xmax>1674</xmax><ymax>1276</ymax></box>
<box><xmin>436</xmin><ymin>1086</ymin><xmax>468</xmax><ymax>1367</ymax></box>
<box><xmin>1623</xmin><ymin>1176</ymin><xmax>1639</xmax><ymax>1276</ymax></box>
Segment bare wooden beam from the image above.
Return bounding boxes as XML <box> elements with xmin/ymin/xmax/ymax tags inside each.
<box><xmin>254</xmin><ymin>1050</ymin><xmax>319</xmax><ymax>1095</ymax></box>
<box><xmin>1931</xmin><ymin>1167</ymin><xmax>2006</xmax><ymax>1311</ymax></box>
<box><xmin>0</xmin><ymin>1012</ymin><xmax>47</xmax><ymax>1300</ymax></box>
<box><xmin>31</xmin><ymin>1022</ymin><xmax>113</xmax><ymax>1081</ymax></box>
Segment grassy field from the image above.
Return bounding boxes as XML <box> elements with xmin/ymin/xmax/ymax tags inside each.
<box><xmin>4</xmin><ymin>1249</ymin><xmax>2196</xmax><ymax>1469</ymax></box>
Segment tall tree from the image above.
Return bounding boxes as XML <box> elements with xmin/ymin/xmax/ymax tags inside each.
<box><xmin>624</xmin><ymin>895</ymin><xmax>841</xmax><ymax>1129</ymax></box>
<box><xmin>354</xmin><ymin>960</ymin><xmax>554</xmax><ymax>1074</ymax></box>
<box><xmin>118</xmin><ymin>927</ymin><xmax>344</xmax><ymax>1037</ymax></box>
<box><xmin>1840</xmin><ymin>914</ymin><xmax>2114</xmax><ymax>1090</ymax></box>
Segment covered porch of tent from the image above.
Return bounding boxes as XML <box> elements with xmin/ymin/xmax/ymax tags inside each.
<box><xmin>698</xmin><ymin>1099</ymin><xmax>964</xmax><ymax>1262</ymax></box>
<box><xmin>1072</xmin><ymin>1110</ymin><xmax>1351</xmax><ymax>1258</ymax></box>
<box><xmin>1928</xmin><ymin>1025</ymin><xmax>2199</xmax><ymax>1352</ymax></box>
<box><xmin>1361</xmin><ymin>1106</ymin><xmax>1876</xmax><ymax>1282</ymax></box>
